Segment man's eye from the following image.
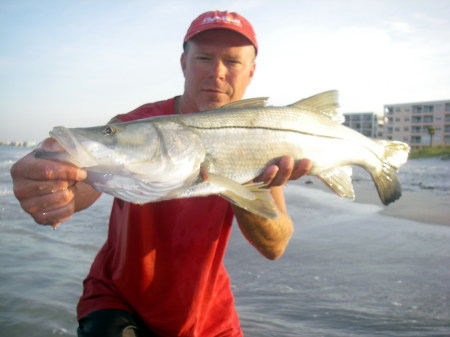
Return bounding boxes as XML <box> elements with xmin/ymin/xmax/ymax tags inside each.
<box><xmin>227</xmin><ymin>60</ymin><xmax>241</xmax><ymax>65</ymax></box>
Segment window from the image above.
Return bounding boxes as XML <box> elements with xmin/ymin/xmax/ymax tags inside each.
<box><xmin>413</xmin><ymin>106</ymin><xmax>422</xmax><ymax>114</ymax></box>
<box><xmin>424</xmin><ymin>105</ymin><xmax>434</xmax><ymax>113</ymax></box>
<box><xmin>411</xmin><ymin>136</ymin><xmax>421</xmax><ymax>144</ymax></box>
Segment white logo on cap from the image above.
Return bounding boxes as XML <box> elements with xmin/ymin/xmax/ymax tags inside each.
<box><xmin>202</xmin><ymin>15</ymin><xmax>242</xmax><ymax>27</ymax></box>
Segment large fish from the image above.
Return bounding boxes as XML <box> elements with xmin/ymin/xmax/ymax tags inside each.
<box><xmin>36</xmin><ymin>91</ymin><xmax>410</xmax><ymax>219</ymax></box>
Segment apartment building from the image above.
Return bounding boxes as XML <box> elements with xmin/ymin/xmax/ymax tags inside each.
<box><xmin>343</xmin><ymin>112</ymin><xmax>381</xmax><ymax>138</ymax></box>
<box><xmin>384</xmin><ymin>99</ymin><xmax>450</xmax><ymax>149</ymax></box>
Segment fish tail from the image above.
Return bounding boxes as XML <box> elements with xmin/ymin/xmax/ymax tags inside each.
<box><xmin>372</xmin><ymin>140</ymin><xmax>410</xmax><ymax>205</ymax></box>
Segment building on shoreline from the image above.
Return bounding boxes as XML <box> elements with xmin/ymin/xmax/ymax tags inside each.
<box><xmin>383</xmin><ymin>99</ymin><xmax>450</xmax><ymax>150</ymax></box>
<box><xmin>343</xmin><ymin>112</ymin><xmax>382</xmax><ymax>139</ymax></box>
<box><xmin>0</xmin><ymin>141</ymin><xmax>37</xmax><ymax>148</ymax></box>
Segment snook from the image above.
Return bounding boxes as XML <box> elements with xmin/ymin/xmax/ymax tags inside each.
<box><xmin>36</xmin><ymin>91</ymin><xmax>410</xmax><ymax>219</ymax></box>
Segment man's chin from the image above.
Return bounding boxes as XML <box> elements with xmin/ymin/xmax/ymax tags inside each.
<box><xmin>198</xmin><ymin>99</ymin><xmax>230</xmax><ymax>112</ymax></box>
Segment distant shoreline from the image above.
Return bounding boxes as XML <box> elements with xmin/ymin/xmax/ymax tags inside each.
<box><xmin>0</xmin><ymin>142</ymin><xmax>36</xmax><ymax>148</ymax></box>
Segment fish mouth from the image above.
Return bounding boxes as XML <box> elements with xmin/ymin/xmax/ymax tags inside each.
<box><xmin>49</xmin><ymin>126</ymin><xmax>98</xmax><ymax>167</ymax></box>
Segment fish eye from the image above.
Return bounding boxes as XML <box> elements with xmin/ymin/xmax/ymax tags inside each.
<box><xmin>102</xmin><ymin>126</ymin><xmax>116</xmax><ymax>136</ymax></box>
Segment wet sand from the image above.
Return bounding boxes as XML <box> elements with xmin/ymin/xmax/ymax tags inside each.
<box><xmin>353</xmin><ymin>181</ymin><xmax>450</xmax><ymax>226</ymax></box>
<box><xmin>301</xmin><ymin>178</ymin><xmax>450</xmax><ymax>227</ymax></box>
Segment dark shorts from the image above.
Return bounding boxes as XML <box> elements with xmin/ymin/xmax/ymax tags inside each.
<box><xmin>77</xmin><ymin>309</ymin><xmax>157</xmax><ymax>337</ymax></box>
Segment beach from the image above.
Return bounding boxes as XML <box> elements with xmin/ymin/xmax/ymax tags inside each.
<box><xmin>1</xmin><ymin>147</ymin><xmax>449</xmax><ymax>336</ymax></box>
<box><xmin>302</xmin><ymin>175</ymin><xmax>450</xmax><ymax>227</ymax></box>
<box><xmin>355</xmin><ymin>182</ymin><xmax>450</xmax><ymax>227</ymax></box>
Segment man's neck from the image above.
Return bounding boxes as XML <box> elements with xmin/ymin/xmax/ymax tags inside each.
<box><xmin>175</xmin><ymin>95</ymin><xmax>195</xmax><ymax>115</ymax></box>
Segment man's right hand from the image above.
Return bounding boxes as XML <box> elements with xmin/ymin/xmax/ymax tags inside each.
<box><xmin>10</xmin><ymin>138</ymin><xmax>96</xmax><ymax>228</ymax></box>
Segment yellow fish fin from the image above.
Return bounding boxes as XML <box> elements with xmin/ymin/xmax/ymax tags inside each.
<box><xmin>289</xmin><ymin>90</ymin><xmax>343</xmax><ymax>123</ymax></box>
<box><xmin>220</xmin><ymin>183</ymin><xmax>278</xmax><ymax>219</ymax></box>
<box><xmin>317</xmin><ymin>166</ymin><xmax>355</xmax><ymax>200</ymax></box>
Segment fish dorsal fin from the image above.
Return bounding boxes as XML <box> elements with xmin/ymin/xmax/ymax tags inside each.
<box><xmin>289</xmin><ymin>90</ymin><xmax>344</xmax><ymax>123</ymax></box>
<box><xmin>220</xmin><ymin>97</ymin><xmax>269</xmax><ymax>110</ymax></box>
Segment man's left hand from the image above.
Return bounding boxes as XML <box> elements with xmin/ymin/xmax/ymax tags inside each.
<box><xmin>256</xmin><ymin>156</ymin><xmax>313</xmax><ymax>188</ymax></box>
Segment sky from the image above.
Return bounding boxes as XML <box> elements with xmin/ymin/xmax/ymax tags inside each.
<box><xmin>1</xmin><ymin>0</ymin><xmax>450</xmax><ymax>142</ymax></box>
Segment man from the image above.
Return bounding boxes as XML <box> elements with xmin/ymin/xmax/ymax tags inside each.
<box><xmin>11</xmin><ymin>10</ymin><xmax>312</xmax><ymax>336</ymax></box>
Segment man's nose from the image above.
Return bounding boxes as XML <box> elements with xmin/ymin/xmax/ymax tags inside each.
<box><xmin>210</xmin><ymin>60</ymin><xmax>226</xmax><ymax>79</ymax></box>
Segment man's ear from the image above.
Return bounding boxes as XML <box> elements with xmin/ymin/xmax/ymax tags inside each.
<box><xmin>248</xmin><ymin>61</ymin><xmax>256</xmax><ymax>83</ymax></box>
<box><xmin>180</xmin><ymin>52</ymin><xmax>187</xmax><ymax>76</ymax></box>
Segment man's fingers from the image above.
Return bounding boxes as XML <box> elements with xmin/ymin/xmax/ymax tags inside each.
<box><xmin>20</xmin><ymin>185</ymin><xmax>76</xmax><ymax>215</ymax></box>
<box><xmin>253</xmin><ymin>157</ymin><xmax>313</xmax><ymax>187</ymax></box>
<box><xmin>13</xmin><ymin>179</ymin><xmax>75</xmax><ymax>199</ymax></box>
<box><xmin>31</xmin><ymin>202</ymin><xmax>76</xmax><ymax>226</ymax></box>
<box><xmin>10</xmin><ymin>152</ymin><xmax>86</xmax><ymax>182</ymax></box>
<box><xmin>269</xmin><ymin>156</ymin><xmax>294</xmax><ymax>187</ymax></box>
<box><xmin>253</xmin><ymin>165</ymin><xmax>277</xmax><ymax>184</ymax></box>
<box><xmin>290</xmin><ymin>159</ymin><xmax>313</xmax><ymax>181</ymax></box>
<box><xmin>20</xmin><ymin>185</ymin><xmax>77</xmax><ymax>226</ymax></box>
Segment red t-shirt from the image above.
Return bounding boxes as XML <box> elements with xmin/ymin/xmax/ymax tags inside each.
<box><xmin>77</xmin><ymin>98</ymin><xmax>243</xmax><ymax>336</ymax></box>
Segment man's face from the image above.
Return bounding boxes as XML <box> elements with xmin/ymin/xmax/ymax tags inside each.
<box><xmin>181</xmin><ymin>30</ymin><xmax>256</xmax><ymax>112</ymax></box>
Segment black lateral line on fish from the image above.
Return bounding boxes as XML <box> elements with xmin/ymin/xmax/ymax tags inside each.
<box><xmin>188</xmin><ymin>125</ymin><xmax>344</xmax><ymax>141</ymax></box>
<box><xmin>189</xmin><ymin>124</ymin><xmax>384</xmax><ymax>161</ymax></box>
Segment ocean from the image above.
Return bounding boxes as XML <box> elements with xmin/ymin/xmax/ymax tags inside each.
<box><xmin>1</xmin><ymin>146</ymin><xmax>449</xmax><ymax>336</ymax></box>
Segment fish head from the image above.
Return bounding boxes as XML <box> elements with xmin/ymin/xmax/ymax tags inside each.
<box><xmin>49</xmin><ymin>121</ymin><xmax>162</xmax><ymax>169</ymax></box>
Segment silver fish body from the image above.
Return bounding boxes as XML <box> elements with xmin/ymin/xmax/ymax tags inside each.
<box><xmin>36</xmin><ymin>91</ymin><xmax>410</xmax><ymax>218</ymax></box>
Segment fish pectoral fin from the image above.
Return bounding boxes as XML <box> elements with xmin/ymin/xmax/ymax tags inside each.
<box><xmin>206</xmin><ymin>172</ymin><xmax>256</xmax><ymax>200</ymax></box>
<box><xmin>317</xmin><ymin>166</ymin><xmax>355</xmax><ymax>200</ymax></box>
<box><xmin>220</xmin><ymin>183</ymin><xmax>278</xmax><ymax>220</ymax></box>
<box><xmin>205</xmin><ymin>172</ymin><xmax>278</xmax><ymax>219</ymax></box>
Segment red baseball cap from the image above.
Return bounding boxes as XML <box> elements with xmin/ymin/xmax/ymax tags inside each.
<box><xmin>184</xmin><ymin>10</ymin><xmax>258</xmax><ymax>53</ymax></box>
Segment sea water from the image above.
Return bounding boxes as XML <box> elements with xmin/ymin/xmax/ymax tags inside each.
<box><xmin>1</xmin><ymin>147</ymin><xmax>449</xmax><ymax>336</ymax></box>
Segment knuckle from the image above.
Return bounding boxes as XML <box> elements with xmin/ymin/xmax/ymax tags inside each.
<box><xmin>33</xmin><ymin>213</ymin><xmax>48</xmax><ymax>225</ymax></box>
<box><xmin>12</xmin><ymin>184</ymin><xmax>26</xmax><ymax>199</ymax></box>
<box><xmin>10</xmin><ymin>161</ymin><xmax>20</xmax><ymax>178</ymax></box>
<box><xmin>59</xmin><ymin>188</ymin><xmax>75</xmax><ymax>203</ymax></box>
<box><xmin>42</xmin><ymin>165</ymin><xmax>60</xmax><ymax>180</ymax></box>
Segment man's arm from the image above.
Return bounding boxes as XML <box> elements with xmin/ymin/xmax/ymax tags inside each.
<box><xmin>233</xmin><ymin>157</ymin><xmax>312</xmax><ymax>260</ymax></box>
<box><xmin>10</xmin><ymin>138</ymin><xmax>101</xmax><ymax>228</ymax></box>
